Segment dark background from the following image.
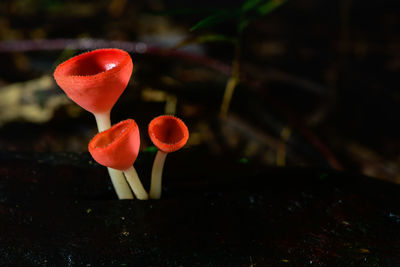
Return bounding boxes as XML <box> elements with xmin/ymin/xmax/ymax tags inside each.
<box><xmin>0</xmin><ymin>0</ymin><xmax>399</xmax><ymax>182</ymax></box>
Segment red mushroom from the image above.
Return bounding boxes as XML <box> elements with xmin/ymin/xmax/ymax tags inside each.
<box><xmin>53</xmin><ymin>48</ymin><xmax>133</xmax><ymax>131</ymax></box>
<box><xmin>89</xmin><ymin>119</ymin><xmax>148</xmax><ymax>200</ymax></box>
<box><xmin>148</xmin><ymin>115</ymin><xmax>189</xmax><ymax>199</ymax></box>
<box><xmin>53</xmin><ymin>48</ymin><xmax>134</xmax><ymax>199</ymax></box>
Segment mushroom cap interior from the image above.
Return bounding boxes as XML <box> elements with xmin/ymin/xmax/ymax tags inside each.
<box><xmin>148</xmin><ymin>115</ymin><xmax>189</xmax><ymax>153</ymax></box>
<box><xmin>91</xmin><ymin>121</ymin><xmax>131</xmax><ymax>149</ymax></box>
<box><xmin>151</xmin><ymin>117</ymin><xmax>185</xmax><ymax>144</ymax></box>
<box><xmin>60</xmin><ymin>49</ymin><xmax>127</xmax><ymax>76</ymax></box>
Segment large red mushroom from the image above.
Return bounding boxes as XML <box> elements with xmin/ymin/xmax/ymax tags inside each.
<box><xmin>54</xmin><ymin>48</ymin><xmax>134</xmax><ymax>199</ymax></box>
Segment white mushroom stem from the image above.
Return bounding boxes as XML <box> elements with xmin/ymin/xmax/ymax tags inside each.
<box><xmin>94</xmin><ymin>112</ymin><xmax>112</xmax><ymax>132</ymax></box>
<box><xmin>107</xmin><ymin>168</ymin><xmax>134</xmax><ymax>200</ymax></box>
<box><xmin>149</xmin><ymin>150</ymin><xmax>168</xmax><ymax>199</ymax></box>
<box><xmin>94</xmin><ymin>112</ymin><xmax>134</xmax><ymax>200</ymax></box>
<box><xmin>123</xmin><ymin>166</ymin><xmax>149</xmax><ymax>200</ymax></box>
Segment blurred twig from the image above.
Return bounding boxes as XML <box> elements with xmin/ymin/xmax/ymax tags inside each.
<box><xmin>220</xmin><ymin>40</ymin><xmax>241</xmax><ymax>119</ymax></box>
<box><xmin>0</xmin><ymin>38</ymin><xmax>232</xmax><ymax>75</ymax></box>
<box><xmin>188</xmin><ymin>0</ymin><xmax>287</xmax><ymax>118</ymax></box>
<box><xmin>347</xmin><ymin>143</ymin><xmax>400</xmax><ymax>183</ymax></box>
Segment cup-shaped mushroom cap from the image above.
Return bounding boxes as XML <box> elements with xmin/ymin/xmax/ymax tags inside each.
<box><xmin>148</xmin><ymin>115</ymin><xmax>189</xmax><ymax>153</ymax></box>
<box><xmin>89</xmin><ymin>119</ymin><xmax>140</xmax><ymax>170</ymax></box>
<box><xmin>54</xmin><ymin>48</ymin><xmax>133</xmax><ymax>114</ymax></box>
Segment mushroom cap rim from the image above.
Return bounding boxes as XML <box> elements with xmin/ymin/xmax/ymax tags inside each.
<box><xmin>148</xmin><ymin>115</ymin><xmax>189</xmax><ymax>152</ymax></box>
<box><xmin>54</xmin><ymin>48</ymin><xmax>131</xmax><ymax>79</ymax></box>
<box><xmin>89</xmin><ymin>119</ymin><xmax>137</xmax><ymax>152</ymax></box>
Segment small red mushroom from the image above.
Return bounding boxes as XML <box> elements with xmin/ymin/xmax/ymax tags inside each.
<box><xmin>53</xmin><ymin>48</ymin><xmax>134</xmax><ymax>199</ymax></box>
<box><xmin>89</xmin><ymin>119</ymin><xmax>148</xmax><ymax>200</ymax></box>
<box><xmin>148</xmin><ymin>115</ymin><xmax>189</xmax><ymax>199</ymax></box>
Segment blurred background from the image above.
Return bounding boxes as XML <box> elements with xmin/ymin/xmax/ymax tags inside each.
<box><xmin>0</xmin><ymin>0</ymin><xmax>399</xmax><ymax>182</ymax></box>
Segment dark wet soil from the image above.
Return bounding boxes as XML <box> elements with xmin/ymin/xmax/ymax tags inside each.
<box><xmin>1</xmin><ymin>149</ymin><xmax>399</xmax><ymax>266</ymax></box>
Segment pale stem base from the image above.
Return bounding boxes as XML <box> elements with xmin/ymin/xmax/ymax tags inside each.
<box><xmin>150</xmin><ymin>150</ymin><xmax>168</xmax><ymax>199</ymax></box>
<box><xmin>107</xmin><ymin>168</ymin><xmax>134</xmax><ymax>199</ymax></box>
<box><xmin>93</xmin><ymin>112</ymin><xmax>134</xmax><ymax>200</ymax></box>
<box><xmin>123</xmin><ymin>166</ymin><xmax>149</xmax><ymax>200</ymax></box>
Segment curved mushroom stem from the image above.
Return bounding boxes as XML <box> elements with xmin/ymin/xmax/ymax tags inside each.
<box><xmin>94</xmin><ymin>112</ymin><xmax>134</xmax><ymax>200</ymax></box>
<box><xmin>149</xmin><ymin>150</ymin><xmax>168</xmax><ymax>199</ymax></box>
<box><xmin>107</xmin><ymin>168</ymin><xmax>134</xmax><ymax>199</ymax></box>
<box><xmin>94</xmin><ymin>112</ymin><xmax>112</xmax><ymax>132</ymax></box>
<box><xmin>123</xmin><ymin>166</ymin><xmax>149</xmax><ymax>200</ymax></box>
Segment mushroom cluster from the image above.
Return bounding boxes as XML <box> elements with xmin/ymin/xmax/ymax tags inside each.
<box><xmin>54</xmin><ymin>48</ymin><xmax>189</xmax><ymax>200</ymax></box>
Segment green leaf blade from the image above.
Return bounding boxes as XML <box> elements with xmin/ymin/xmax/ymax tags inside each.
<box><xmin>257</xmin><ymin>0</ymin><xmax>287</xmax><ymax>15</ymax></box>
<box><xmin>190</xmin><ymin>9</ymin><xmax>241</xmax><ymax>31</ymax></box>
<box><xmin>242</xmin><ymin>0</ymin><xmax>264</xmax><ymax>12</ymax></box>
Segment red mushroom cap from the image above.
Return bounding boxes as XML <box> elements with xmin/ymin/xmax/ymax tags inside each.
<box><xmin>89</xmin><ymin>119</ymin><xmax>140</xmax><ymax>170</ymax></box>
<box><xmin>54</xmin><ymin>48</ymin><xmax>133</xmax><ymax>114</ymax></box>
<box><xmin>148</xmin><ymin>115</ymin><xmax>189</xmax><ymax>153</ymax></box>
